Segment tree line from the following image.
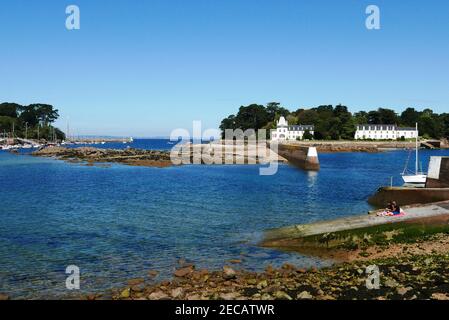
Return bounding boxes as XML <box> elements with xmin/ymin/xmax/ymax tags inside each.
<box><xmin>0</xmin><ymin>102</ymin><xmax>65</xmax><ymax>141</ymax></box>
<box><xmin>219</xmin><ymin>103</ymin><xmax>449</xmax><ymax>140</ymax></box>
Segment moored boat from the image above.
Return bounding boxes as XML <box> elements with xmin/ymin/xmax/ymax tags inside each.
<box><xmin>401</xmin><ymin>123</ymin><xmax>427</xmax><ymax>185</ymax></box>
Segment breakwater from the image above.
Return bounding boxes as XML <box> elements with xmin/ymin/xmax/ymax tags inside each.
<box><xmin>274</xmin><ymin>144</ymin><xmax>320</xmax><ymax>171</ymax></box>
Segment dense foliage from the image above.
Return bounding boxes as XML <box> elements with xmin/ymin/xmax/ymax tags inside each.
<box><xmin>0</xmin><ymin>102</ymin><xmax>65</xmax><ymax>141</ymax></box>
<box><xmin>219</xmin><ymin>103</ymin><xmax>449</xmax><ymax>140</ymax></box>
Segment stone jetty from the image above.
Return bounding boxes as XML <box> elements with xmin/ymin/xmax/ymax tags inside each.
<box><xmin>274</xmin><ymin>143</ymin><xmax>320</xmax><ymax>171</ymax></box>
<box><xmin>261</xmin><ymin>201</ymin><xmax>449</xmax><ymax>253</ymax></box>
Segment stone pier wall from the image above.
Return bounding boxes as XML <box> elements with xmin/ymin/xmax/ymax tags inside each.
<box><xmin>368</xmin><ymin>187</ymin><xmax>449</xmax><ymax>207</ymax></box>
<box><xmin>426</xmin><ymin>157</ymin><xmax>449</xmax><ymax>188</ymax></box>
<box><xmin>274</xmin><ymin>144</ymin><xmax>320</xmax><ymax>171</ymax></box>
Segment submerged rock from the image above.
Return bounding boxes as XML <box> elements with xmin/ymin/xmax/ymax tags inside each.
<box><xmin>223</xmin><ymin>266</ymin><xmax>237</xmax><ymax>280</ymax></box>
<box><xmin>119</xmin><ymin>288</ymin><xmax>130</xmax><ymax>299</ymax></box>
<box><xmin>127</xmin><ymin>278</ymin><xmax>145</xmax><ymax>286</ymax></box>
<box><xmin>174</xmin><ymin>266</ymin><xmax>194</xmax><ymax>278</ymax></box>
<box><xmin>148</xmin><ymin>270</ymin><xmax>159</xmax><ymax>277</ymax></box>
<box><xmin>148</xmin><ymin>291</ymin><xmax>169</xmax><ymax>300</ymax></box>
<box><xmin>171</xmin><ymin>287</ymin><xmax>184</xmax><ymax>299</ymax></box>
<box><xmin>228</xmin><ymin>259</ymin><xmax>242</xmax><ymax>264</ymax></box>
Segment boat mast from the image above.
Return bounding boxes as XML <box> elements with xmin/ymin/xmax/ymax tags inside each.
<box><xmin>415</xmin><ymin>122</ymin><xmax>418</xmax><ymax>175</ymax></box>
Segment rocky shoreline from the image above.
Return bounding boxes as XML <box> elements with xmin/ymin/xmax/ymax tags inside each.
<box><xmin>2</xmin><ymin>200</ymin><xmax>449</xmax><ymax>301</ymax></box>
<box><xmin>31</xmin><ymin>144</ymin><xmax>286</xmax><ymax>167</ymax></box>
<box><xmin>32</xmin><ymin>146</ymin><xmax>174</xmax><ymax>168</ymax></box>
<box><xmin>61</xmin><ymin>232</ymin><xmax>449</xmax><ymax>301</ymax></box>
<box><xmin>281</xmin><ymin>140</ymin><xmax>448</xmax><ymax>153</ymax></box>
<box><xmin>103</xmin><ymin>250</ymin><xmax>449</xmax><ymax>301</ymax></box>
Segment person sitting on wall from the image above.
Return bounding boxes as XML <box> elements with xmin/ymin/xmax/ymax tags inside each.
<box><xmin>391</xmin><ymin>201</ymin><xmax>401</xmax><ymax>215</ymax></box>
<box><xmin>377</xmin><ymin>201</ymin><xmax>403</xmax><ymax>216</ymax></box>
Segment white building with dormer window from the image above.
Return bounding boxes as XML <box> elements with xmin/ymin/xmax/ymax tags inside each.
<box><xmin>354</xmin><ymin>124</ymin><xmax>418</xmax><ymax>140</ymax></box>
<box><xmin>271</xmin><ymin>116</ymin><xmax>314</xmax><ymax>141</ymax></box>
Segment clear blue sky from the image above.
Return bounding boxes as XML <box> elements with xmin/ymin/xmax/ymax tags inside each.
<box><xmin>1</xmin><ymin>0</ymin><xmax>448</xmax><ymax>137</ymax></box>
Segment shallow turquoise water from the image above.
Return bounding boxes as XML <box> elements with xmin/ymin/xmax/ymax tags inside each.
<box><xmin>1</xmin><ymin>141</ymin><xmax>448</xmax><ymax>298</ymax></box>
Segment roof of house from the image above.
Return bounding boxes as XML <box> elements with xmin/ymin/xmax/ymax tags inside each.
<box><xmin>288</xmin><ymin>125</ymin><xmax>314</xmax><ymax>131</ymax></box>
<box><xmin>357</xmin><ymin>124</ymin><xmax>416</xmax><ymax>131</ymax></box>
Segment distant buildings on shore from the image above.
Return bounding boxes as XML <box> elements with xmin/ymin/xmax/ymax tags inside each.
<box><xmin>271</xmin><ymin>116</ymin><xmax>314</xmax><ymax>141</ymax></box>
<box><xmin>270</xmin><ymin>116</ymin><xmax>419</xmax><ymax>141</ymax></box>
<box><xmin>354</xmin><ymin>125</ymin><xmax>418</xmax><ymax>140</ymax></box>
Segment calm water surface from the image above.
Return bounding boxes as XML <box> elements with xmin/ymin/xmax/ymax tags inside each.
<box><xmin>1</xmin><ymin>139</ymin><xmax>448</xmax><ymax>298</ymax></box>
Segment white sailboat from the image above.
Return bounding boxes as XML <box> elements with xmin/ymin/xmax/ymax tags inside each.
<box><xmin>401</xmin><ymin>123</ymin><xmax>427</xmax><ymax>185</ymax></box>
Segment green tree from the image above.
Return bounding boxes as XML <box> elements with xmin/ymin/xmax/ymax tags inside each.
<box><xmin>219</xmin><ymin>104</ymin><xmax>270</xmax><ymax>137</ymax></box>
<box><xmin>333</xmin><ymin>104</ymin><xmax>355</xmax><ymax>139</ymax></box>
<box><xmin>367</xmin><ymin>110</ymin><xmax>381</xmax><ymax>124</ymax></box>
<box><xmin>295</xmin><ymin>109</ymin><xmax>319</xmax><ymax>125</ymax></box>
<box><xmin>353</xmin><ymin>111</ymin><xmax>368</xmax><ymax>124</ymax></box>
<box><xmin>266</xmin><ymin>102</ymin><xmax>290</xmax><ymax>121</ymax></box>
<box><xmin>0</xmin><ymin>116</ymin><xmax>16</xmax><ymax>133</ymax></box>
<box><xmin>400</xmin><ymin>107</ymin><xmax>420</xmax><ymax>127</ymax></box>
<box><xmin>219</xmin><ymin>103</ymin><xmax>447</xmax><ymax>141</ymax></box>
<box><xmin>18</xmin><ymin>105</ymin><xmax>39</xmax><ymax>126</ymax></box>
<box><xmin>440</xmin><ymin>113</ymin><xmax>449</xmax><ymax>139</ymax></box>
<box><xmin>377</xmin><ymin>108</ymin><xmax>399</xmax><ymax>124</ymax></box>
<box><xmin>418</xmin><ymin>109</ymin><xmax>442</xmax><ymax>139</ymax></box>
<box><xmin>0</xmin><ymin>103</ymin><xmax>20</xmax><ymax>118</ymax></box>
<box><xmin>0</xmin><ymin>102</ymin><xmax>64</xmax><ymax>141</ymax></box>
<box><xmin>303</xmin><ymin>129</ymin><xmax>313</xmax><ymax>140</ymax></box>
<box><xmin>286</xmin><ymin>114</ymin><xmax>298</xmax><ymax>125</ymax></box>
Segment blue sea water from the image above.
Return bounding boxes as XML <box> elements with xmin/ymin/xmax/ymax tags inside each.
<box><xmin>1</xmin><ymin>139</ymin><xmax>448</xmax><ymax>299</ymax></box>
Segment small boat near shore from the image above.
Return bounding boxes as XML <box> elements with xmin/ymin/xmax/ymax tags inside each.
<box><xmin>401</xmin><ymin>123</ymin><xmax>427</xmax><ymax>185</ymax></box>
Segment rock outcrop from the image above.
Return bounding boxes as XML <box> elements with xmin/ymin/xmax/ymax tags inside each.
<box><xmin>32</xmin><ymin>146</ymin><xmax>173</xmax><ymax>168</ymax></box>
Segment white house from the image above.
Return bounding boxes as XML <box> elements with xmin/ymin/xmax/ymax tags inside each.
<box><xmin>354</xmin><ymin>125</ymin><xmax>418</xmax><ymax>140</ymax></box>
<box><xmin>271</xmin><ymin>116</ymin><xmax>314</xmax><ymax>141</ymax></box>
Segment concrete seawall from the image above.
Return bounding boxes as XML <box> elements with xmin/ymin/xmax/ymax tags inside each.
<box><xmin>273</xmin><ymin>143</ymin><xmax>320</xmax><ymax>171</ymax></box>
<box><xmin>368</xmin><ymin>187</ymin><xmax>449</xmax><ymax>207</ymax></box>
<box><xmin>262</xmin><ymin>201</ymin><xmax>449</xmax><ymax>251</ymax></box>
<box><xmin>427</xmin><ymin>157</ymin><xmax>449</xmax><ymax>188</ymax></box>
